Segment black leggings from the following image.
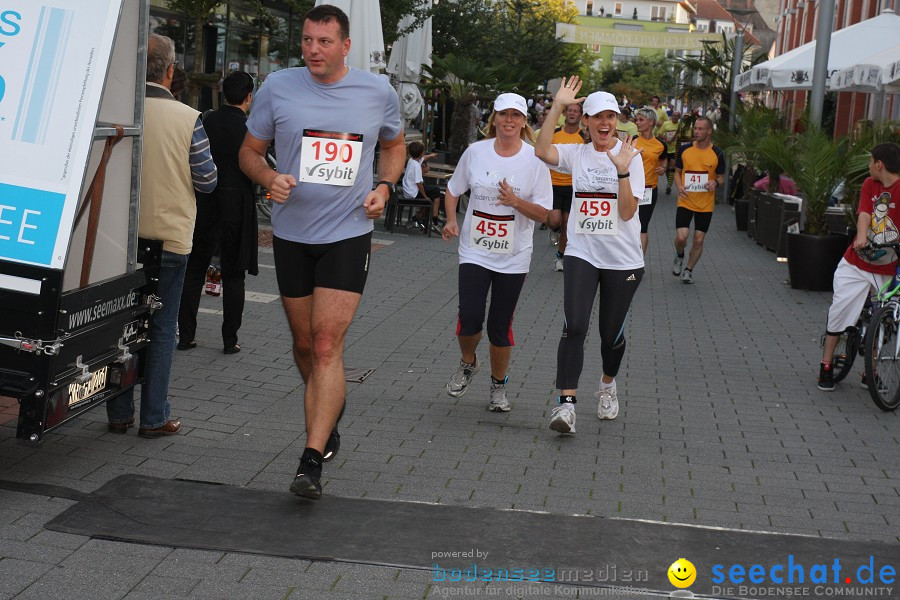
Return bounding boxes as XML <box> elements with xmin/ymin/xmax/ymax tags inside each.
<box><xmin>556</xmin><ymin>256</ymin><xmax>643</xmax><ymax>389</ymax></box>
<box><xmin>457</xmin><ymin>263</ymin><xmax>527</xmax><ymax>347</ymax></box>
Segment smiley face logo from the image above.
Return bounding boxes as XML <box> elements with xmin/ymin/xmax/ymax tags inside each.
<box><xmin>668</xmin><ymin>558</ymin><xmax>696</xmax><ymax>588</ymax></box>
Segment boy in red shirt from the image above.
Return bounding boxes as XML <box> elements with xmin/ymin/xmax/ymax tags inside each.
<box><xmin>819</xmin><ymin>143</ymin><xmax>900</xmax><ymax>390</ymax></box>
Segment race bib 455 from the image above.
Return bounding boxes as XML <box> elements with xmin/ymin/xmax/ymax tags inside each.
<box><xmin>470</xmin><ymin>210</ymin><xmax>515</xmax><ymax>253</ymax></box>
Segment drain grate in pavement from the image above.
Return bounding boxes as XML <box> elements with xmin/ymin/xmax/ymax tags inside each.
<box><xmin>44</xmin><ymin>474</ymin><xmax>899</xmax><ymax>599</ymax></box>
<box><xmin>344</xmin><ymin>366</ymin><xmax>374</xmax><ymax>382</ymax></box>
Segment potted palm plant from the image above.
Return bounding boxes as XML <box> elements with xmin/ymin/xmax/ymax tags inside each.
<box><xmin>841</xmin><ymin>122</ymin><xmax>900</xmax><ymax>233</ymax></box>
<box><xmin>725</xmin><ymin>106</ymin><xmax>788</xmax><ymax>234</ymax></box>
<box><xmin>778</xmin><ymin>124</ymin><xmax>852</xmax><ymax>291</ymax></box>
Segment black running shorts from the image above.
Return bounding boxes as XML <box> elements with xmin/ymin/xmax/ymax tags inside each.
<box><xmin>675</xmin><ymin>206</ymin><xmax>713</xmax><ymax>233</ymax></box>
<box><xmin>638</xmin><ymin>187</ymin><xmax>658</xmax><ymax>234</ymax></box>
<box><xmin>552</xmin><ymin>185</ymin><xmax>573</xmax><ymax>214</ymax></box>
<box><xmin>273</xmin><ymin>232</ymin><xmax>372</xmax><ymax>298</ymax></box>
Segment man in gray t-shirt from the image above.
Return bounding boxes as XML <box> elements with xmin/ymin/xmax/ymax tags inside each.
<box><xmin>239</xmin><ymin>4</ymin><xmax>405</xmax><ymax>500</ymax></box>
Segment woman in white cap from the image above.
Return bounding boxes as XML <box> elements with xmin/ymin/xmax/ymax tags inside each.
<box><xmin>535</xmin><ymin>76</ymin><xmax>644</xmax><ymax>435</ymax></box>
<box><xmin>442</xmin><ymin>92</ymin><xmax>555</xmax><ymax>412</ymax></box>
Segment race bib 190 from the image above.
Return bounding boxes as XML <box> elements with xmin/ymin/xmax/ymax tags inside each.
<box><xmin>684</xmin><ymin>171</ymin><xmax>709</xmax><ymax>193</ymax></box>
<box><xmin>639</xmin><ymin>186</ymin><xmax>653</xmax><ymax>206</ymax></box>
<box><xmin>575</xmin><ymin>192</ymin><xmax>617</xmax><ymax>235</ymax></box>
<box><xmin>470</xmin><ymin>210</ymin><xmax>515</xmax><ymax>254</ymax></box>
<box><xmin>298</xmin><ymin>129</ymin><xmax>363</xmax><ymax>186</ymax></box>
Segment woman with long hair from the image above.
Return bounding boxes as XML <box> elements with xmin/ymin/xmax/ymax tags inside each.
<box><xmin>442</xmin><ymin>93</ymin><xmax>555</xmax><ymax>412</ymax></box>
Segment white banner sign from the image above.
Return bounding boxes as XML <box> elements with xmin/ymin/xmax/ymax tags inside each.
<box><xmin>556</xmin><ymin>23</ymin><xmax>721</xmax><ymax>51</ymax></box>
<box><xmin>0</xmin><ymin>0</ymin><xmax>122</xmax><ymax>269</ymax></box>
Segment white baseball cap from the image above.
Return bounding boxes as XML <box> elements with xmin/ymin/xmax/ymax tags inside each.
<box><xmin>582</xmin><ymin>91</ymin><xmax>621</xmax><ymax>116</ymax></box>
<box><xmin>493</xmin><ymin>93</ymin><xmax>528</xmax><ymax>116</ymax></box>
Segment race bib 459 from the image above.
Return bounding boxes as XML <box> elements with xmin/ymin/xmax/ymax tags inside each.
<box><xmin>575</xmin><ymin>192</ymin><xmax>617</xmax><ymax>235</ymax></box>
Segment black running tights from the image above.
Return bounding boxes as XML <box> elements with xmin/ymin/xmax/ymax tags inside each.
<box><xmin>555</xmin><ymin>256</ymin><xmax>643</xmax><ymax>390</ymax></box>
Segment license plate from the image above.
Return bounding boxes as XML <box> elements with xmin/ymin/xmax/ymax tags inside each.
<box><xmin>68</xmin><ymin>367</ymin><xmax>109</xmax><ymax>407</ymax></box>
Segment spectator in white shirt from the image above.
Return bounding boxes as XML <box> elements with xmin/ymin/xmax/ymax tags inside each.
<box><xmin>402</xmin><ymin>141</ymin><xmax>444</xmax><ymax>233</ymax></box>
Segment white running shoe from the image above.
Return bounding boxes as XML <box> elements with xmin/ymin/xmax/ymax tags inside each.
<box><xmin>681</xmin><ymin>269</ymin><xmax>694</xmax><ymax>284</ymax></box>
<box><xmin>554</xmin><ymin>257</ymin><xmax>564</xmax><ymax>272</ymax></box>
<box><xmin>447</xmin><ymin>357</ymin><xmax>479</xmax><ymax>397</ymax></box>
<box><xmin>549</xmin><ymin>403</ymin><xmax>576</xmax><ymax>434</ymax></box>
<box><xmin>488</xmin><ymin>377</ymin><xmax>511</xmax><ymax>412</ymax></box>
<box><xmin>596</xmin><ymin>388</ymin><xmax>619</xmax><ymax>419</ymax></box>
<box><xmin>672</xmin><ymin>253</ymin><xmax>684</xmax><ymax>276</ymax></box>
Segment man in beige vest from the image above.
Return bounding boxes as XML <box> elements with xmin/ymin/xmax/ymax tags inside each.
<box><xmin>106</xmin><ymin>34</ymin><xmax>217</xmax><ymax>438</ymax></box>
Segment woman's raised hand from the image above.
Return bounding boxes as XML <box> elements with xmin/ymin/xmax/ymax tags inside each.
<box><xmin>554</xmin><ymin>76</ymin><xmax>585</xmax><ymax>108</ymax></box>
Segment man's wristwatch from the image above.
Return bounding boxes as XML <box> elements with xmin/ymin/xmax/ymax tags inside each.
<box><xmin>375</xmin><ymin>180</ymin><xmax>396</xmax><ymax>194</ymax></box>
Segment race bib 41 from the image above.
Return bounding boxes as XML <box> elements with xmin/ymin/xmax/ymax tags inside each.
<box><xmin>684</xmin><ymin>171</ymin><xmax>709</xmax><ymax>193</ymax></box>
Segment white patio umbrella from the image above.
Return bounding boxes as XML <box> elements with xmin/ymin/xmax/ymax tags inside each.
<box><xmin>315</xmin><ymin>0</ymin><xmax>386</xmax><ymax>73</ymax></box>
<box><xmin>830</xmin><ymin>45</ymin><xmax>900</xmax><ymax>93</ymax></box>
<box><xmin>735</xmin><ymin>8</ymin><xmax>900</xmax><ymax>91</ymax></box>
<box><xmin>386</xmin><ymin>2</ymin><xmax>433</xmax><ymax>122</ymax></box>
<box><xmin>735</xmin><ymin>42</ymin><xmax>808</xmax><ymax>91</ymax></box>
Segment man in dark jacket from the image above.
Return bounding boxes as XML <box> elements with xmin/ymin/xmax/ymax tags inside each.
<box><xmin>178</xmin><ymin>71</ymin><xmax>259</xmax><ymax>354</ymax></box>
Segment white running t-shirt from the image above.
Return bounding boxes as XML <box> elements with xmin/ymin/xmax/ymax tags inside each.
<box><xmin>555</xmin><ymin>140</ymin><xmax>645</xmax><ymax>270</ymax></box>
<box><xmin>402</xmin><ymin>157</ymin><xmax>424</xmax><ymax>198</ymax></box>
<box><xmin>447</xmin><ymin>139</ymin><xmax>553</xmax><ymax>274</ymax></box>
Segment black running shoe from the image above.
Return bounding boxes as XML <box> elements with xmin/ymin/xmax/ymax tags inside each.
<box><xmin>323</xmin><ymin>403</ymin><xmax>345</xmax><ymax>462</ymax></box>
<box><xmin>290</xmin><ymin>451</ymin><xmax>323</xmax><ymax>499</ymax></box>
<box><xmin>323</xmin><ymin>428</ymin><xmax>340</xmax><ymax>461</ymax></box>
<box><xmin>817</xmin><ymin>363</ymin><xmax>834</xmax><ymax>391</ymax></box>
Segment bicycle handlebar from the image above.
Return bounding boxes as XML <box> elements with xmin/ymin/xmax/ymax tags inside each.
<box><xmin>867</xmin><ymin>241</ymin><xmax>900</xmax><ymax>250</ymax></box>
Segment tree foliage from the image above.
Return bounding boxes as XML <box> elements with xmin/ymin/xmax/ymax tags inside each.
<box><xmin>431</xmin><ymin>0</ymin><xmax>588</xmax><ymax>89</ymax></box>
<box><xmin>380</xmin><ymin>0</ymin><xmax>433</xmax><ymax>46</ymax></box>
<box><xmin>673</xmin><ymin>32</ymin><xmax>763</xmax><ymax>126</ymax></box>
<box><xmin>586</xmin><ymin>55</ymin><xmax>676</xmax><ymax>106</ymax></box>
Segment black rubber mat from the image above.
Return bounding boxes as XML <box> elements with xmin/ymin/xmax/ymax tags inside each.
<box><xmin>0</xmin><ymin>479</ymin><xmax>88</xmax><ymax>501</ymax></box>
<box><xmin>45</xmin><ymin>475</ymin><xmax>899</xmax><ymax>599</ymax></box>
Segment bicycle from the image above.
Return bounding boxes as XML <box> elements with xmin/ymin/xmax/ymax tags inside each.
<box><xmin>253</xmin><ymin>147</ymin><xmax>277</xmax><ymax>218</ymax></box>
<box><xmin>831</xmin><ymin>241</ymin><xmax>900</xmax><ymax>411</ymax></box>
<box><xmin>829</xmin><ymin>302</ymin><xmax>870</xmax><ymax>384</ymax></box>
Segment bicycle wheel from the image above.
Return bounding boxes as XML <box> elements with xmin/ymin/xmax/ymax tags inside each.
<box><xmin>832</xmin><ymin>326</ymin><xmax>860</xmax><ymax>383</ymax></box>
<box><xmin>863</xmin><ymin>304</ymin><xmax>900</xmax><ymax>411</ymax></box>
<box><xmin>254</xmin><ymin>184</ymin><xmax>272</xmax><ymax>218</ymax></box>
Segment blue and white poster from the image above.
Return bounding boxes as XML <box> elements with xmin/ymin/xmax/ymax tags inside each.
<box><xmin>0</xmin><ymin>0</ymin><xmax>122</xmax><ymax>269</ymax></box>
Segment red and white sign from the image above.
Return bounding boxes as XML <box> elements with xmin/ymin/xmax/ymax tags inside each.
<box><xmin>298</xmin><ymin>129</ymin><xmax>363</xmax><ymax>186</ymax></box>
<box><xmin>470</xmin><ymin>210</ymin><xmax>515</xmax><ymax>254</ymax></box>
<box><xmin>574</xmin><ymin>192</ymin><xmax>617</xmax><ymax>235</ymax></box>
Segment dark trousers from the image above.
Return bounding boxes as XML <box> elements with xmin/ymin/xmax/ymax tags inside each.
<box><xmin>178</xmin><ymin>209</ymin><xmax>246</xmax><ymax>349</ymax></box>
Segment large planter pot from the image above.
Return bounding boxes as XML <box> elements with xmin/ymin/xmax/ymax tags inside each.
<box><xmin>786</xmin><ymin>232</ymin><xmax>848</xmax><ymax>292</ymax></box>
<box><xmin>746</xmin><ymin>190</ymin><xmax>760</xmax><ymax>240</ymax></box>
<box><xmin>734</xmin><ymin>198</ymin><xmax>749</xmax><ymax>231</ymax></box>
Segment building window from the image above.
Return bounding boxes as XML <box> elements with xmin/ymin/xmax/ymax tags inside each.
<box><xmin>716</xmin><ymin>23</ymin><xmax>735</xmax><ymax>33</ymax></box>
<box><xmin>694</xmin><ymin>21</ymin><xmax>708</xmax><ymax>31</ymax></box>
<box><xmin>614</xmin><ymin>3</ymin><xmax>623</xmax><ymax>15</ymax></box>
<box><xmin>612</xmin><ymin>46</ymin><xmax>640</xmax><ymax>58</ymax></box>
<box><xmin>587</xmin><ymin>1</ymin><xmax>593</xmax><ymax>16</ymax></box>
<box><xmin>651</xmin><ymin>6</ymin><xmax>667</xmax><ymax>21</ymax></box>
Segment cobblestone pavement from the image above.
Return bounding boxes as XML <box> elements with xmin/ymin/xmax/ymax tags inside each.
<box><xmin>0</xmin><ymin>196</ymin><xmax>897</xmax><ymax>599</ymax></box>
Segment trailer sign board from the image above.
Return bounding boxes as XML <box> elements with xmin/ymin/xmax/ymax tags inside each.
<box><xmin>0</xmin><ymin>1</ymin><xmax>121</xmax><ymax>269</ymax></box>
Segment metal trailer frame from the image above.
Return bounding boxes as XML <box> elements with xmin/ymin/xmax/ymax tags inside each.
<box><xmin>0</xmin><ymin>0</ymin><xmax>161</xmax><ymax>444</ymax></box>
